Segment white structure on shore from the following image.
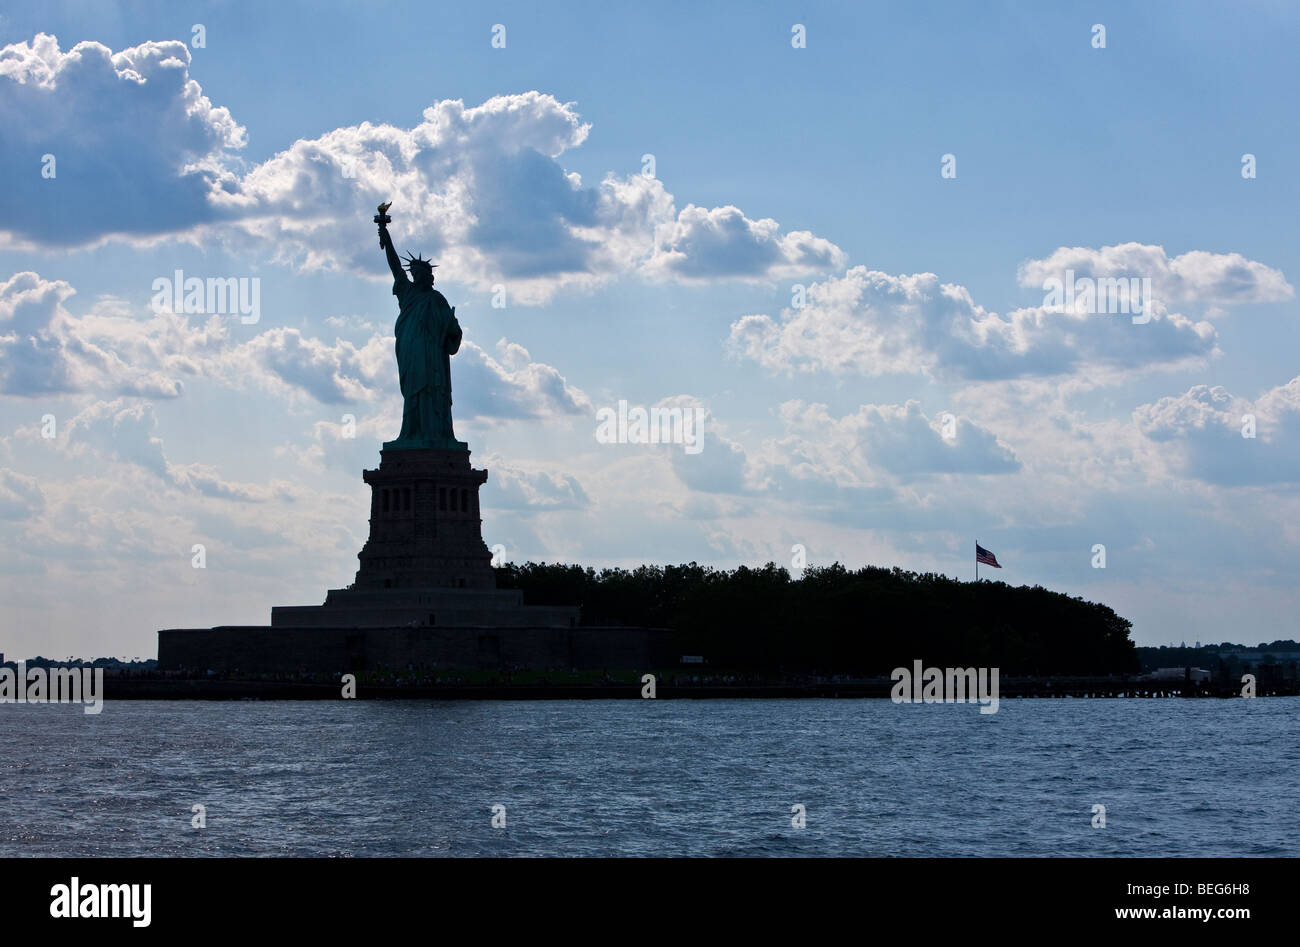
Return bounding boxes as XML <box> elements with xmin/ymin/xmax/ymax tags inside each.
<box><xmin>1145</xmin><ymin>667</ymin><xmax>1211</xmax><ymax>683</ymax></box>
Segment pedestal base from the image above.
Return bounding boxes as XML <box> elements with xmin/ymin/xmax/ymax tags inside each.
<box><xmin>156</xmin><ymin>443</ymin><xmax>611</xmax><ymax>673</ymax></box>
<box><xmin>354</xmin><ymin>447</ymin><xmax>495</xmax><ymax>591</ymax></box>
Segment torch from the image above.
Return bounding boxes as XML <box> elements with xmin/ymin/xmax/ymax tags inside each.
<box><xmin>374</xmin><ymin>201</ymin><xmax>392</xmax><ymax>248</ymax></box>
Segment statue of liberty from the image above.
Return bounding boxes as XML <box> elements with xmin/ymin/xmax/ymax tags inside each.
<box><xmin>374</xmin><ymin>203</ymin><xmax>467</xmax><ymax>451</ymax></box>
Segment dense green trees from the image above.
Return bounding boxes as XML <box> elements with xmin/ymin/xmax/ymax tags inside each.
<box><xmin>496</xmin><ymin>561</ymin><xmax>1138</xmax><ymax>675</ymax></box>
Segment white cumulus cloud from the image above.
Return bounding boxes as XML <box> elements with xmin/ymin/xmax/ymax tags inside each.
<box><xmin>1018</xmin><ymin>243</ymin><xmax>1293</xmax><ymax>307</ymax></box>
<box><xmin>1134</xmin><ymin>376</ymin><xmax>1300</xmax><ymax>485</ymax></box>
<box><xmin>0</xmin><ymin>35</ymin><xmax>845</xmax><ymax>302</ymax></box>
<box><xmin>729</xmin><ymin>263</ymin><xmax>1224</xmax><ymax>382</ymax></box>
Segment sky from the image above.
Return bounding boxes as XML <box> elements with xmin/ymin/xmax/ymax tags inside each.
<box><xmin>0</xmin><ymin>0</ymin><xmax>1297</xmax><ymax>659</ymax></box>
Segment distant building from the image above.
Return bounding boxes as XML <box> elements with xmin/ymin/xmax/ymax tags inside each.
<box><xmin>1219</xmin><ymin>650</ymin><xmax>1300</xmax><ymax>665</ymax></box>
<box><xmin>1146</xmin><ymin>667</ymin><xmax>1210</xmax><ymax>683</ymax></box>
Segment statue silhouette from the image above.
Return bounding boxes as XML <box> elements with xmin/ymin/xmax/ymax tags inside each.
<box><xmin>376</xmin><ymin>206</ymin><xmax>466</xmax><ymax>451</ymax></box>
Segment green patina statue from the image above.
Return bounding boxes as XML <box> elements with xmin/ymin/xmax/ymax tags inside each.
<box><xmin>374</xmin><ymin>202</ymin><xmax>467</xmax><ymax>451</ymax></box>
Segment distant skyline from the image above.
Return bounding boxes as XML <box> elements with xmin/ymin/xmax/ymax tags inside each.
<box><xmin>1</xmin><ymin>1</ymin><xmax>1298</xmax><ymax>658</ymax></box>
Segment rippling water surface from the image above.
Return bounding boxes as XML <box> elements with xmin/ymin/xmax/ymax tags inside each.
<box><xmin>2</xmin><ymin>698</ymin><xmax>1295</xmax><ymax>856</ymax></box>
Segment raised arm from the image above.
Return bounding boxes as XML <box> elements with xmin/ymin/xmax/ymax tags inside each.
<box><xmin>378</xmin><ymin>221</ymin><xmax>405</xmax><ymax>283</ymax></box>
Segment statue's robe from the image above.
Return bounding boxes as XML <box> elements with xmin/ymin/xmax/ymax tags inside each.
<box><xmin>388</xmin><ymin>277</ymin><xmax>463</xmax><ymax>449</ymax></box>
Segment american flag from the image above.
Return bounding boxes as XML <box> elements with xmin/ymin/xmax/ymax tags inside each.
<box><xmin>976</xmin><ymin>543</ymin><xmax>1002</xmax><ymax>568</ymax></box>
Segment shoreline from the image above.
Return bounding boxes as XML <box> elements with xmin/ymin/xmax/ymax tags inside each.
<box><xmin>92</xmin><ymin>677</ymin><xmax>1299</xmax><ymax>701</ymax></box>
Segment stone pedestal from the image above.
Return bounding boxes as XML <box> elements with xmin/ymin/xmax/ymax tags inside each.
<box><xmin>159</xmin><ymin>444</ymin><xmax>684</xmax><ymax>674</ymax></box>
<box><xmin>353</xmin><ymin>447</ymin><xmax>495</xmax><ymax>591</ymax></box>
<box><xmin>268</xmin><ymin>447</ymin><xmax>580</xmax><ymax>631</ymax></box>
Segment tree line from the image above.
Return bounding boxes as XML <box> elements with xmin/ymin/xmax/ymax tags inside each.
<box><xmin>495</xmin><ymin>561</ymin><xmax>1139</xmax><ymax>675</ymax></box>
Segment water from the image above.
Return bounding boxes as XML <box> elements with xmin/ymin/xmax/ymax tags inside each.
<box><xmin>1</xmin><ymin>698</ymin><xmax>1295</xmax><ymax>856</ymax></box>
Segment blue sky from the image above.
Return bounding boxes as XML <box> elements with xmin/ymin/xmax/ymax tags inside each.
<box><xmin>1</xmin><ymin>1</ymin><xmax>1297</xmax><ymax>659</ymax></box>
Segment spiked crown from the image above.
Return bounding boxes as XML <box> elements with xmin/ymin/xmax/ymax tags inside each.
<box><xmin>403</xmin><ymin>252</ymin><xmax>437</xmax><ymax>276</ymax></box>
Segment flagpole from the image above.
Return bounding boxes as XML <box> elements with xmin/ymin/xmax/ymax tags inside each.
<box><xmin>975</xmin><ymin>539</ymin><xmax>979</xmax><ymax>583</ymax></box>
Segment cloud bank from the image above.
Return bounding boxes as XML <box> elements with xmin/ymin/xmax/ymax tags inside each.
<box><xmin>0</xmin><ymin>35</ymin><xmax>846</xmax><ymax>302</ymax></box>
